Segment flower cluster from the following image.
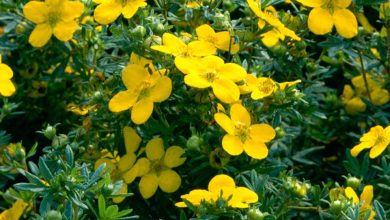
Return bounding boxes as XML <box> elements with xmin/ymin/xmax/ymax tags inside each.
<box><xmin>175</xmin><ymin>174</ymin><xmax>258</xmax><ymax>208</ymax></box>
<box><xmin>341</xmin><ymin>74</ymin><xmax>389</xmax><ymax>115</ymax></box>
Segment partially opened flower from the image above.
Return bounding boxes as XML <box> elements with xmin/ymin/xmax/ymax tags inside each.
<box><xmin>108</xmin><ymin>53</ymin><xmax>172</xmax><ymax>124</ymax></box>
<box><xmin>94</xmin><ymin>0</ymin><xmax>147</xmax><ymax>25</ymax></box>
<box><xmin>350</xmin><ymin>125</ymin><xmax>390</xmax><ymax>159</ymax></box>
<box><xmin>176</xmin><ymin>174</ymin><xmax>258</xmax><ymax>208</ymax></box>
<box><xmin>196</xmin><ymin>24</ymin><xmax>239</xmax><ymax>53</ymax></box>
<box><xmin>94</xmin><ymin>126</ymin><xmax>141</xmax><ymax>203</ymax></box>
<box><xmin>0</xmin><ymin>55</ymin><xmax>16</xmax><ymax>97</ymax></box>
<box><xmin>175</xmin><ymin>55</ymin><xmax>246</xmax><ymax>103</ymax></box>
<box><xmin>345</xmin><ymin>185</ymin><xmax>375</xmax><ymax>220</ymax></box>
<box><xmin>296</xmin><ymin>0</ymin><xmax>357</xmax><ymax>38</ymax></box>
<box><xmin>23</xmin><ymin>0</ymin><xmax>84</xmax><ymax>47</ymax></box>
<box><xmin>134</xmin><ymin>138</ymin><xmax>186</xmax><ymax>199</ymax></box>
<box><xmin>214</xmin><ymin>103</ymin><xmax>276</xmax><ymax>159</ymax></box>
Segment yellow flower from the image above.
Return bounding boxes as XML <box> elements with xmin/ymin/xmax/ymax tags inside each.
<box><xmin>247</xmin><ymin>0</ymin><xmax>300</xmax><ymax>47</ymax></box>
<box><xmin>151</xmin><ymin>33</ymin><xmax>216</xmax><ymax>68</ymax></box>
<box><xmin>176</xmin><ymin>174</ymin><xmax>258</xmax><ymax>208</ymax></box>
<box><xmin>196</xmin><ymin>24</ymin><xmax>239</xmax><ymax>53</ymax></box>
<box><xmin>108</xmin><ymin>53</ymin><xmax>172</xmax><ymax>124</ymax></box>
<box><xmin>93</xmin><ymin>0</ymin><xmax>146</xmax><ymax>25</ymax></box>
<box><xmin>0</xmin><ymin>55</ymin><xmax>16</xmax><ymax>97</ymax></box>
<box><xmin>133</xmin><ymin>138</ymin><xmax>186</xmax><ymax>199</ymax></box>
<box><xmin>351</xmin><ymin>125</ymin><xmax>390</xmax><ymax>159</ymax></box>
<box><xmin>66</xmin><ymin>103</ymin><xmax>90</xmax><ymax>116</ymax></box>
<box><xmin>186</xmin><ymin>0</ymin><xmax>202</xmax><ymax>8</ymax></box>
<box><xmin>94</xmin><ymin>126</ymin><xmax>141</xmax><ymax>203</ymax></box>
<box><xmin>23</xmin><ymin>0</ymin><xmax>84</xmax><ymax>47</ymax></box>
<box><xmin>0</xmin><ymin>200</ymin><xmax>29</xmax><ymax>220</ymax></box>
<box><xmin>175</xmin><ymin>55</ymin><xmax>246</xmax><ymax>103</ymax></box>
<box><xmin>345</xmin><ymin>185</ymin><xmax>375</xmax><ymax>220</ymax></box>
<box><xmin>214</xmin><ymin>103</ymin><xmax>276</xmax><ymax>159</ymax></box>
<box><xmin>296</xmin><ymin>0</ymin><xmax>357</xmax><ymax>38</ymax></box>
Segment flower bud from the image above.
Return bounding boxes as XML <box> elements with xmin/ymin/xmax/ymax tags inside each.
<box><xmin>45</xmin><ymin>210</ymin><xmax>62</xmax><ymax>220</ymax></box>
<box><xmin>43</xmin><ymin>125</ymin><xmax>57</xmax><ymax>140</ymax></box>
<box><xmin>247</xmin><ymin>208</ymin><xmax>267</xmax><ymax>220</ymax></box>
<box><xmin>346</xmin><ymin>176</ymin><xmax>361</xmax><ymax>189</ymax></box>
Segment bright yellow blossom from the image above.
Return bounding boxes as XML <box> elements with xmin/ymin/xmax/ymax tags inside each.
<box><xmin>0</xmin><ymin>200</ymin><xmax>29</xmax><ymax>220</ymax></box>
<box><xmin>176</xmin><ymin>174</ymin><xmax>258</xmax><ymax>208</ymax></box>
<box><xmin>296</xmin><ymin>0</ymin><xmax>357</xmax><ymax>38</ymax></box>
<box><xmin>345</xmin><ymin>185</ymin><xmax>375</xmax><ymax>220</ymax></box>
<box><xmin>350</xmin><ymin>125</ymin><xmax>390</xmax><ymax>159</ymax></box>
<box><xmin>23</xmin><ymin>0</ymin><xmax>84</xmax><ymax>47</ymax></box>
<box><xmin>247</xmin><ymin>0</ymin><xmax>300</xmax><ymax>47</ymax></box>
<box><xmin>175</xmin><ymin>55</ymin><xmax>246</xmax><ymax>103</ymax></box>
<box><xmin>0</xmin><ymin>55</ymin><xmax>16</xmax><ymax>97</ymax></box>
<box><xmin>133</xmin><ymin>138</ymin><xmax>186</xmax><ymax>199</ymax></box>
<box><xmin>93</xmin><ymin>0</ymin><xmax>146</xmax><ymax>25</ymax></box>
<box><xmin>108</xmin><ymin>53</ymin><xmax>172</xmax><ymax>124</ymax></box>
<box><xmin>214</xmin><ymin>103</ymin><xmax>276</xmax><ymax>159</ymax></box>
<box><xmin>94</xmin><ymin>126</ymin><xmax>141</xmax><ymax>203</ymax></box>
<box><xmin>196</xmin><ymin>24</ymin><xmax>240</xmax><ymax>53</ymax></box>
<box><xmin>151</xmin><ymin>33</ymin><xmax>216</xmax><ymax>69</ymax></box>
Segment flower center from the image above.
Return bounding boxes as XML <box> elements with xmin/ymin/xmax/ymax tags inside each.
<box><xmin>204</xmin><ymin>71</ymin><xmax>218</xmax><ymax>83</ymax></box>
<box><xmin>258</xmin><ymin>78</ymin><xmax>275</xmax><ymax>95</ymax></box>
<box><xmin>150</xmin><ymin>159</ymin><xmax>166</xmax><ymax>176</ymax></box>
<box><xmin>234</xmin><ymin>122</ymin><xmax>249</xmax><ymax>142</ymax></box>
<box><xmin>375</xmin><ymin>132</ymin><xmax>390</xmax><ymax>147</ymax></box>
<box><xmin>322</xmin><ymin>0</ymin><xmax>335</xmax><ymax>14</ymax></box>
<box><xmin>48</xmin><ymin>12</ymin><xmax>61</xmax><ymax>28</ymax></box>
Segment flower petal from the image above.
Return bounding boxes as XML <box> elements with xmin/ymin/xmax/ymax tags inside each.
<box><xmin>0</xmin><ymin>63</ymin><xmax>13</xmax><ymax>79</ymax></box>
<box><xmin>249</xmin><ymin>124</ymin><xmax>276</xmax><ymax>143</ymax></box>
<box><xmin>23</xmin><ymin>1</ymin><xmax>49</xmax><ymax>23</ymax></box>
<box><xmin>94</xmin><ymin>1</ymin><xmax>122</xmax><ymax>25</ymax></box>
<box><xmin>123</xmin><ymin>126</ymin><xmax>141</xmax><ymax>153</ymax></box>
<box><xmin>214</xmin><ymin>113</ymin><xmax>235</xmax><ymax>135</ymax></box>
<box><xmin>122</xmin><ymin>165</ymin><xmax>138</xmax><ymax>184</ymax></box>
<box><xmin>0</xmin><ymin>79</ymin><xmax>16</xmax><ymax>97</ymax></box>
<box><xmin>208</xmin><ymin>174</ymin><xmax>236</xmax><ymax>193</ymax></box>
<box><xmin>164</xmin><ymin>146</ymin><xmax>186</xmax><ymax>168</ymax></box>
<box><xmin>158</xmin><ymin>169</ymin><xmax>181</xmax><ymax>193</ymax></box>
<box><xmin>122</xmin><ymin>0</ymin><xmax>147</xmax><ymax>19</ymax></box>
<box><xmin>139</xmin><ymin>173</ymin><xmax>159</xmax><ymax>199</ymax></box>
<box><xmin>345</xmin><ymin>187</ymin><xmax>359</xmax><ymax>204</ymax></box>
<box><xmin>184</xmin><ymin>73</ymin><xmax>212</xmax><ymax>89</ymax></box>
<box><xmin>28</xmin><ymin>23</ymin><xmax>53</xmax><ymax>47</ymax></box>
<box><xmin>131</xmin><ymin>97</ymin><xmax>154</xmax><ymax>124</ymax></box>
<box><xmin>308</xmin><ymin>7</ymin><xmax>334</xmax><ymax>35</ymax></box>
<box><xmin>187</xmin><ymin>40</ymin><xmax>216</xmax><ymax>57</ymax></box>
<box><xmin>149</xmin><ymin>76</ymin><xmax>172</xmax><ymax>102</ymax></box>
<box><xmin>108</xmin><ymin>90</ymin><xmax>138</xmax><ymax>112</ymax></box>
<box><xmin>145</xmin><ymin>138</ymin><xmax>165</xmax><ymax>161</ymax></box>
<box><xmin>151</xmin><ymin>33</ymin><xmax>187</xmax><ymax>56</ymax></box>
<box><xmin>296</xmin><ymin>0</ymin><xmax>322</xmax><ymax>7</ymax></box>
<box><xmin>244</xmin><ymin>140</ymin><xmax>268</xmax><ymax>160</ymax></box>
<box><xmin>230</xmin><ymin>103</ymin><xmax>251</xmax><ymax>127</ymax></box>
<box><xmin>112</xmin><ymin>183</ymin><xmax>127</xmax><ymax>203</ymax></box>
<box><xmin>196</xmin><ymin>24</ymin><xmax>215</xmax><ymax>40</ymax></box>
<box><xmin>218</xmin><ymin>63</ymin><xmax>246</xmax><ymax>82</ymax></box>
<box><xmin>369</xmin><ymin>139</ymin><xmax>389</xmax><ymax>159</ymax></box>
<box><xmin>360</xmin><ymin>185</ymin><xmax>373</xmax><ymax>209</ymax></box>
<box><xmin>333</xmin><ymin>9</ymin><xmax>358</xmax><ymax>38</ymax></box>
<box><xmin>122</xmin><ymin>64</ymin><xmax>149</xmax><ymax>90</ymax></box>
<box><xmin>350</xmin><ymin>141</ymin><xmax>372</xmax><ymax>157</ymax></box>
<box><xmin>53</xmin><ymin>20</ymin><xmax>78</xmax><ymax>41</ymax></box>
<box><xmin>62</xmin><ymin>1</ymin><xmax>84</xmax><ymax>21</ymax></box>
<box><xmin>134</xmin><ymin>157</ymin><xmax>151</xmax><ymax>177</ymax></box>
<box><xmin>118</xmin><ymin>153</ymin><xmax>136</xmax><ymax>172</ymax></box>
<box><xmin>212</xmin><ymin>79</ymin><xmax>240</xmax><ymax>103</ymax></box>
<box><xmin>334</xmin><ymin>0</ymin><xmax>352</xmax><ymax>8</ymax></box>
<box><xmin>222</xmin><ymin>134</ymin><xmax>244</xmax><ymax>156</ymax></box>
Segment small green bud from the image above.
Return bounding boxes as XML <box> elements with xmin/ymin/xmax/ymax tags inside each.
<box><xmin>52</xmin><ymin>134</ymin><xmax>69</xmax><ymax>147</ymax></box>
<box><xmin>275</xmin><ymin>127</ymin><xmax>285</xmax><ymax>139</ymax></box>
<box><xmin>43</xmin><ymin>125</ymin><xmax>57</xmax><ymax>140</ymax></box>
<box><xmin>186</xmin><ymin>135</ymin><xmax>202</xmax><ymax>150</ymax></box>
<box><xmin>131</xmin><ymin>25</ymin><xmax>146</xmax><ymax>38</ymax></box>
<box><xmin>247</xmin><ymin>208</ymin><xmax>267</xmax><ymax>220</ymax></box>
<box><xmin>330</xmin><ymin>200</ymin><xmax>342</xmax><ymax>213</ymax></box>
<box><xmin>346</xmin><ymin>176</ymin><xmax>361</xmax><ymax>189</ymax></box>
<box><xmin>45</xmin><ymin>210</ymin><xmax>62</xmax><ymax>220</ymax></box>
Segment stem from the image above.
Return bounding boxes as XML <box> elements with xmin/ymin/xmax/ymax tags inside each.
<box><xmin>288</xmin><ymin>206</ymin><xmax>320</xmax><ymax>211</ymax></box>
<box><xmin>358</xmin><ymin>51</ymin><xmax>372</xmax><ymax>101</ymax></box>
<box><xmin>387</xmin><ymin>20</ymin><xmax>390</xmax><ymax>71</ymax></box>
<box><xmin>73</xmin><ymin>203</ymin><xmax>79</xmax><ymax>220</ymax></box>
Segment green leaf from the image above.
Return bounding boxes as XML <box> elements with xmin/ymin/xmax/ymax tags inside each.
<box><xmin>98</xmin><ymin>195</ymin><xmax>106</xmax><ymax>218</ymax></box>
<box><xmin>26</xmin><ymin>142</ymin><xmax>38</xmax><ymax>158</ymax></box>
<box><xmin>14</xmin><ymin>183</ymin><xmax>46</xmax><ymax>192</ymax></box>
<box><xmin>38</xmin><ymin>158</ymin><xmax>54</xmax><ymax>180</ymax></box>
<box><xmin>373</xmin><ymin>200</ymin><xmax>387</xmax><ymax>220</ymax></box>
<box><xmin>65</xmin><ymin>145</ymin><xmax>74</xmax><ymax>167</ymax></box>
